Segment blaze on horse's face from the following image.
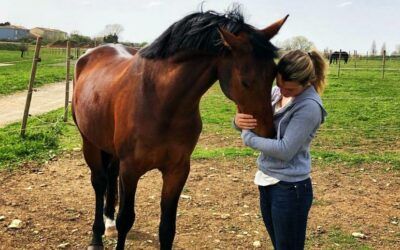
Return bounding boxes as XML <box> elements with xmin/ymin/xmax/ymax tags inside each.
<box><xmin>217</xmin><ymin>16</ymin><xmax>288</xmax><ymax>138</ymax></box>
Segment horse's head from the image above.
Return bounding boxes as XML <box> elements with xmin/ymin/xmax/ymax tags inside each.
<box><xmin>217</xmin><ymin>16</ymin><xmax>289</xmax><ymax>138</ymax></box>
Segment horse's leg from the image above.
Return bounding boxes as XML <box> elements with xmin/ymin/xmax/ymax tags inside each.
<box><xmin>82</xmin><ymin>138</ymin><xmax>111</xmax><ymax>249</ymax></box>
<box><xmin>159</xmin><ymin>162</ymin><xmax>190</xmax><ymax>250</ymax></box>
<box><xmin>115</xmin><ymin>161</ymin><xmax>141</xmax><ymax>250</ymax></box>
<box><xmin>104</xmin><ymin>159</ymin><xmax>119</xmax><ymax>237</ymax></box>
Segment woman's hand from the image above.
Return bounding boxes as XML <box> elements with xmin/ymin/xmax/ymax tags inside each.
<box><xmin>234</xmin><ymin>113</ymin><xmax>257</xmax><ymax>130</ymax></box>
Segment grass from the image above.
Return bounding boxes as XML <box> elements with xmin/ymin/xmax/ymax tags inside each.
<box><xmin>315</xmin><ymin>63</ymin><xmax>400</xmax><ymax>169</ymax></box>
<box><xmin>0</xmin><ymin>48</ymin><xmax>78</xmax><ymax>95</ymax></box>
<box><xmin>307</xmin><ymin>227</ymin><xmax>373</xmax><ymax>250</ymax></box>
<box><xmin>0</xmin><ymin>109</ymin><xmax>80</xmax><ymax>170</ymax></box>
<box><xmin>0</xmin><ymin>57</ymin><xmax>399</xmax><ymax>171</ymax></box>
<box><xmin>192</xmin><ymin>147</ymin><xmax>257</xmax><ymax>159</ymax></box>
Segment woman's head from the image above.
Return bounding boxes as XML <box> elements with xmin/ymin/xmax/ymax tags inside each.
<box><xmin>277</xmin><ymin>50</ymin><xmax>327</xmax><ymax>96</ymax></box>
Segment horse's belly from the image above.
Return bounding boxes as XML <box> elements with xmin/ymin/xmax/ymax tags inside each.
<box><xmin>73</xmin><ymin>83</ymin><xmax>116</xmax><ymax>153</ymax></box>
<box><xmin>129</xmin><ymin>141</ymin><xmax>196</xmax><ymax>170</ymax></box>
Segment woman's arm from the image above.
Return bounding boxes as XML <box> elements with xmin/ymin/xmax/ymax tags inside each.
<box><xmin>233</xmin><ymin>113</ymin><xmax>258</xmax><ymax>130</ymax></box>
<box><xmin>233</xmin><ymin>86</ymin><xmax>279</xmax><ymax>131</ymax></box>
<box><xmin>241</xmin><ymin>101</ymin><xmax>322</xmax><ymax>162</ymax></box>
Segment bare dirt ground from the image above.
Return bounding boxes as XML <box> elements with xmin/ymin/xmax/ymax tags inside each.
<box><xmin>0</xmin><ymin>149</ymin><xmax>399</xmax><ymax>249</ymax></box>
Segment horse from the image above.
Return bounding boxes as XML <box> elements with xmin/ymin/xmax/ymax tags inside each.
<box><xmin>329</xmin><ymin>51</ymin><xmax>349</xmax><ymax>64</ymax></box>
<box><xmin>72</xmin><ymin>8</ymin><xmax>288</xmax><ymax>250</ymax></box>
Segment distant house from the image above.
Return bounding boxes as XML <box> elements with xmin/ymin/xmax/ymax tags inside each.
<box><xmin>0</xmin><ymin>25</ymin><xmax>30</xmax><ymax>41</ymax></box>
<box><xmin>30</xmin><ymin>27</ymin><xmax>67</xmax><ymax>41</ymax></box>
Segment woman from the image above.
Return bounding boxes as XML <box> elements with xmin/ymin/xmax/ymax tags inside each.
<box><xmin>234</xmin><ymin>50</ymin><xmax>328</xmax><ymax>250</ymax></box>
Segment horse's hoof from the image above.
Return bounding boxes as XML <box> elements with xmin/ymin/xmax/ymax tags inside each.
<box><xmin>87</xmin><ymin>245</ymin><xmax>104</xmax><ymax>250</ymax></box>
<box><xmin>105</xmin><ymin>225</ymin><xmax>118</xmax><ymax>237</ymax></box>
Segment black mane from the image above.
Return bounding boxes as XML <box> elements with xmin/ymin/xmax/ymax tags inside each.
<box><xmin>139</xmin><ymin>6</ymin><xmax>278</xmax><ymax>59</ymax></box>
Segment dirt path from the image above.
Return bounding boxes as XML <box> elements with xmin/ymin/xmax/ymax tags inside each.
<box><xmin>0</xmin><ymin>82</ymin><xmax>71</xmax><ymax>127</ymax></box>
<box><xmin>0</xmin><ymin>150</ymin><xmax>399</xmax><ymax>249</ymax></box>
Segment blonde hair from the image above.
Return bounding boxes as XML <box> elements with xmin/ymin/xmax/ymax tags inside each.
<box><xmin>277</xmin><ymin>50</ymin><xmax>328</xmax><ymax>94</ymax></box>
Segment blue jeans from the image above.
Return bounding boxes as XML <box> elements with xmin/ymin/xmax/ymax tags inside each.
<box><xmin>258</xmin><ymin>178</ymin><xmax>313</xmax><ymax>250</ymax></box>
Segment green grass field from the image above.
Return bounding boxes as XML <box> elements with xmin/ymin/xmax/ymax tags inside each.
<box><xmin>0</xmin><ymin>58</ymin><xmax>399</xmax><ymax>170</ymax></box>
<box><xmin>0</xmin><ymin>47</ymin><xmax>77</xmax><ymax>95</ymax></box>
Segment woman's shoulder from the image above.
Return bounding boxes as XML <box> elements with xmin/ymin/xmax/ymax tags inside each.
<box><xmin>294</xmin><ymin>98</ymin><xmax>322</xmax><ymax>112</ymax></box>
<box><xmin>291</xmin><ymin>98</ymin><xmax>325</xmax><ymax>124</ymax></box>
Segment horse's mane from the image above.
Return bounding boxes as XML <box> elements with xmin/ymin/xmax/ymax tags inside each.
<box><xmin>139</xmin><ymin>6</ymin><xmax>278</xmax><ymax>59</ymax></box>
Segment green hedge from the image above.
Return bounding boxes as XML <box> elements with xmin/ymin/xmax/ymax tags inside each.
<box><xmin>0</xmin><ymin>43</ymin><xmax>25</xmax><ymax>51</ymax></box>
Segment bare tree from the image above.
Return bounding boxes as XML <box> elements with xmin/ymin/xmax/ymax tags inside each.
<box><xmin>394</xmin><ymin>44</ymin><xmax>400</xmax><ymax>55</ymax></box>
<box><xmin>381</xmin><ymin>42</ymin><xmax>386</xmax><ymax>55</ymax></box>
<box><xmin>371</xmin><ymin>40</ymin><xmax>377</xmax><ymax>56</ymax></box>
<box><xmin>323</xmin><ymin>47</ymin><xmax>330</xmax><ymax>59</ymax></box>
<box><xmin>101</xmin><ymin>24</ymin><xmax>124</xmax><ymax>36</ymax></box>
<box><xmin>279</xmin><ymin>36</ymin><xmax>315</xmax><ymax>52</ymax></box>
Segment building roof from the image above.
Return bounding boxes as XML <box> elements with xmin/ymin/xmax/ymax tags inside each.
<box><xmin>31</xmin><ymin>27</ymin><xmax>67</xmax><ymax>34</ymax></box>
<box><xmin>0</xmin><ymin>25</ymin><xmax>29</xmax><ymax>30</ymax></box>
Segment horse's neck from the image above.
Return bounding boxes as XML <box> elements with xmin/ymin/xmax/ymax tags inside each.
<box><xmin>143</xmin><ymin>56</ymin><xmax>218</xmax><ymax>112</ymax></box>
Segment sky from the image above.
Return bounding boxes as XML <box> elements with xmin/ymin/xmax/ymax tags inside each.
<box><xmin>2</xmin><ymin>0</ymin><xmax>400</xmax><ymax>54</ymax></box>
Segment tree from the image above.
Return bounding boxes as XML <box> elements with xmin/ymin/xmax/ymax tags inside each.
<box><xmin>69</xmin><ymin>31</ymin><xmax>92</xmax><ymax>46</ymax></box>
<box><xmin>323</xmin><ymin>47</ymin><xmax>330</xmax><ymax>59</ymax></box>
<box><xmin>394</xmin><ymin>44</ymin><xmax>400</xmax><ymax>56</ymax></box>
<box><xmin>103</xmin><ymin>33</ymin><xmax>118</xmax><ymax>43</ymax></box>
<box><xmin>381</xmin><ymin>42</ymin><xmax>386</xmax><ymax>55</ymax></box>
<box><xmin>101</xmin><ymin>24</ymin><xmax>124</xmax><ymax>37</ymax></box>
<box><xmin>371</xmin><ymin>40</ymin><xmax>377</xmax><ymax>56</ymax></box>
<box><xmin>138</xmin><ymin>42</ymin><xmax>148</xmax><ymax>47</ymax></box>
<box><xmin>70</xmin><ymin>30</ymin><xmax>81</xmax><ymax>36</ymax></box>
<box><xmin>279</xmin><ymin>36</ymin><xmax>315</xmax><ymax>51</ymax></box>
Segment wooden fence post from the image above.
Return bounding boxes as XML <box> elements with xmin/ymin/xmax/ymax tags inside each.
<box><xmin>354</xmin><ymin>50</ymin><xmax>357</xmax><ymax>69</ymax></box>
<box><xmin>382</xmin><ymin>50</ymin><xmax>386</xmax><ymax>79</ymax></box>
<box><xmin>64</xmin><ymin>41</ymin><xmax>71</xmax><ymax>122</ymax></box>
<box><xmin>337</xmin><ymin>49</ymin><xmax>342</xmax><ymax>78</ymax></box>
<box><xmin>21</xmin><ymin>37</ymin><xmax>42</xmax><ymax>137</ymax></box>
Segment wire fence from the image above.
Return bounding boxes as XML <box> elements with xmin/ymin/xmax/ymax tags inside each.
<box><xmin>326</xmin><ymin>50</ymin><xmax>400</xmax><ymax>78</ymax></box>
<box><xmin>1</xmin><ymin>43</ymin><xmax>399</xmax><ymax>138</ymax></box>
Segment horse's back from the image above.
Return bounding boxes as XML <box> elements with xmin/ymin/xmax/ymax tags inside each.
<box><xmin>75</xmin><ymin>44</ymin><xmax>137</xmax><ymax>81</ymax></box>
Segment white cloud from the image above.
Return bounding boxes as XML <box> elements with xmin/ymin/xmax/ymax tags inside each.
<box><xmin>337</xmin><ymin>2</ymin><xmax>353</xmax><ymax>8</ymax></box>
<box><xmin>144</xmin><ymin>1</ymin><xmax>163</xmax><ymax>8</ymax></box>
<box><xmin>81</xmin><ymin>0</ymin><xmax>93</xmax><ymax>6</ymax></box>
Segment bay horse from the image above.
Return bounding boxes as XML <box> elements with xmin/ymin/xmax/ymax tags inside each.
<box><xmin>72</xmin><ymin>8</ymin><xmax>288</xmax><ymax>250</ymax></box>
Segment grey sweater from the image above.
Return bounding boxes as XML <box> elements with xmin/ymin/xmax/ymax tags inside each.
<box><xmin>240</xmin><ymin>85</ymin><xmax>327</xmax><ymax>182</ymax></box>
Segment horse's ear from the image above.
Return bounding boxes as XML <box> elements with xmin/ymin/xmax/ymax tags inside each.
<box><xmin>261</xmin><ymin>15</ymin><xmax>289</xmax><ymax>40</ymax></box>
<box><xmin>217</xmin><ymin>26</ymin><xmax>242</xmax><ymax>50</ymax></box>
